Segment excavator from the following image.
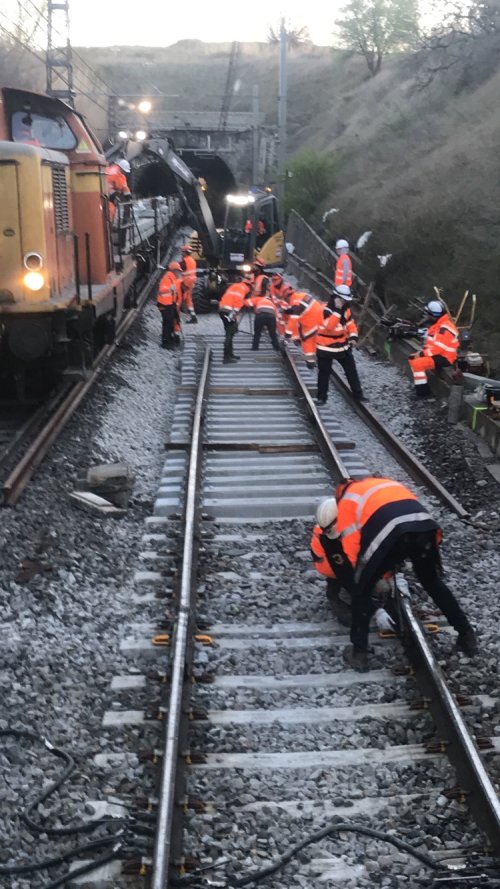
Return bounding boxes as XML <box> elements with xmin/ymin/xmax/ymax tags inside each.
<box><xmin>108</xmin><ymin>138</ymin><xmax>285</xmax><ymax>313</ymax></box>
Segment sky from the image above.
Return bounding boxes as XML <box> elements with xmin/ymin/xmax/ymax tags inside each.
<box><xmin>3</xmin><ymin>0</ymin><xmax>442</xmax><ymax>51</ymax></box>
<box><xmin>68</xmin><ymin>0</ymin><xmax>339</xmax><ymax>47</ymax></box>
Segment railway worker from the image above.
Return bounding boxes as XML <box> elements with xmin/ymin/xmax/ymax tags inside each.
<box><xmin>105</xmin><ymin>158</ymin><xmax>131</xmax><ymax>225</ymax></box>
<box><xmin>271</xmin><ymin>276</ymin><xmax>294</xmax><ymax>338</ymax></box>
<box><xmin>249</xmin><ymin>276</ymin><xmax>280</xmax><ymax>352</ymax></box>
<box><xmin>315</xmin><ymin>479</ymin><xmax>478</xmax><ymax>672</ymax></box>
<box><xmin>334</xmin><ymin>239</ymin><xmax>353</xmax><ymax>288</ymax></box>
<box><xmin>252</xmin><ymin>258</ymin><xmax>269</xmax><ymax>298</ymax></box>
<box><xmin>179</xmin><ymin>244</ymin><xmax>198</xmax><ymax>324</ymax></box>
<box><xmin>157</xmin><ymin>261</ymin><xmax>183</xmax><ymax>348</ymax></box>
<box><xmin>286</xmin><ymin>291</ymin><xmax>325</xmax><ymax>369</ymax></box>
<box><xmin>408</xmin><ymin>300</ymin><xmax>459</xmax><ymax>397</ymax></box>
<box><xmin>315</xmin><ymin>284</ymin><xmax>364</xmax><ymax>404</ymax></box>
<box><xmin>219</xmin><ymin>276</ymin><xmax>253</xmax><ymax>364</ymax></box>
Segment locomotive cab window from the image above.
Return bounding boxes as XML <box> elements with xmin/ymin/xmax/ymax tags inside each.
<box><xmin>11</xmin><ymin>111</ymin><xmax>77</xmax><ymax>150</ymax></box>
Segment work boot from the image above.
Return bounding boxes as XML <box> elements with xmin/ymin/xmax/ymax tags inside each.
<box><xmin>186</xmin><ymin>314</ymin><xmax>198</xmax><ymax>324</ymax></box>
<box><xmin>456</xmin><ymin>628</ymin><xmax>479</xmax><ymax>656</ymax></box>
<box><xmin>231</xmin><ymin>355</ymin><xmax>241</xmax><ymax>361</ymax></box>
<box><xmin>223</xmin><ymin>357</ymin><xmax>239</xmax><ymax>364</ymax></box>
<box><xmin>315</xmin><ymin>397</ymin><xmax>327</xmax><ymax>406</ymax></box>
<box><xmin>343</xmin><ymin>645</ymin><xmax>369</xmax><ymax>672</ymax></box>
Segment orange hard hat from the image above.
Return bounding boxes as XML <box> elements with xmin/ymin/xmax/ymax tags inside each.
<box><xmin>168</xmin><ymin>261</ymin><xmax>182</xmax><ymax>271</ymax></box>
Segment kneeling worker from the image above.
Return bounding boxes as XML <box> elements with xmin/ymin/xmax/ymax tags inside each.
<box><xmin>408</xmin><ymin>299</ymin><xmax>459</xmax><ymax>396</ymax></box>
<box><xmin>315</xmin><ymin>476</ymin><xmax>478</xmax><ymax>672</ymax></box>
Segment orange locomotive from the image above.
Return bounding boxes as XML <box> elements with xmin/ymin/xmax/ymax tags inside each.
<box><xmin>0</xmin><ymin>87</ymin><xmax>175</xmax><ymax>397</ymax></box>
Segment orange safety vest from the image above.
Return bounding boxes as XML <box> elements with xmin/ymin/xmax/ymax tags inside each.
<box><xmin>105</xmin><ymin>164</ymin><xmax>130</xmax><ymax>195</ymax></box>
<box><xmin>219</xmin><ymin>281</ymin><xmax>252</xmax><ymax>314</ymax></box>
<box><xmin>316</xmin><ymin>303</ymin><xmax>358</xmax><ymax>352</ymax></box>
<box><xmin>157</xmin><ymin>271</ymin><xmax>180</xmax><ymax>307</ymax></box>
<box><xmin>423</xmin><ymin>314</ymin><xmax>459</xmax><ymax>363</ymax></box>
<box><xmin>251</xmin><ymin>294</ymin><xmax>277</xmax><ymax>315</ymax></box>
<box><xmin>334</xmin><ymin>253</ymin><xmax>353</xmax><ymax>287</ymax></box>
<box><xmin>181</xmin><ymin>254</ymin><xmax>197</xmax><ymax>283</ymax></box>
<box><xmin>336</xmin><ymin>477</ymin><xmax>439</xmax><ymax>592</ymax></box>
<box><xmin>252</xmin><ymin>273</ymin><xmax>269</xmax><ymax>296</ymax></box>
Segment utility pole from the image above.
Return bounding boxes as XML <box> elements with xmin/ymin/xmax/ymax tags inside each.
<box><xmin>46</xmin><ymin>0</ymin><xmax>74</xmax><ymax>106</ymax></box>
<box><xmin>277</xmin><ymin>16</ymin><xmax>287</xmax><ymax>206</ymax></box>
<box><xmin>252</xmin><ymin>84</ymin><xmax>260</xmax><ymax>184</ymax></box>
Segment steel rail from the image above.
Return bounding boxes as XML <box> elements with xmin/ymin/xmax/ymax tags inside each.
<box><xmin>283</xmin><ymin>349</ymin><xmax>350</xmax><ymax>480</ymax></box>
<box><xmin>150</xmin><ymin>346</ymin><xmax>211</xmax><ymax>889</ymax></box>
<box><xmin>2</xmin><ymin>259</ymin><xmax>170</xmax><ymax>506</ymax></box>
<box><xmin>400</xmin><ymin>597</ymin><xmax>500</xmax><ymax>854</ymax></box>
<box><xmin>328</xmin><ymin>365</ymin><xmax>470</xmax><ymax>519</ymax></box>
<box><xmin>285</xmin><ymin>347</ymin><xmax>500</xmax><ymax>857</ymax></box>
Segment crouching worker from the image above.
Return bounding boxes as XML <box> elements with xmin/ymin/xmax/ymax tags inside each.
<box><xmin>219</xmin><ymin>276</ymin><xmax>253</xmax><ymax>364</ymax></box>
<box><xmin>315</xmin><ymin>476</ymin><xmax>478</xmax><ymax>672</ymax></box>
<box><xmin>311</xmin><ymin>498</ymin><xmax>396</xmax><ymax>633</ymax></box>
<box><xmin>408</xmin><ymin>300</ymin><xmax>459</xmax><ymax>397</ymax></box>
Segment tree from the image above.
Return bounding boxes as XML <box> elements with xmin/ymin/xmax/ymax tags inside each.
<box><xmin>337</xmin><ymin>0</ymin><xmax>420</xmax><ymax>75</ymax></box>
<box><xmin>284</xmin><ymin>150</ymin><xmax>338</xmax><ymax>222</ymax></box>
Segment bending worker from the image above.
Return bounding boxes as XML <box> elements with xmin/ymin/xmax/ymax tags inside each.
<box><xmin>408</xmin><ymin>299</ymin><xmax>459</xmax><ymax>397</ymax></box>
<box><xmin>250</xmin><ymin>276</ymin><xmax>280</xmax><ymax>352</ymax></box>
<box><xmin>219</xmin><ymin>276</ymin><xmax>253</xmax><ymax>364</ymax></box>
<box><xmin>315</xmin><ymin>477</ymin><xmax>478</xmax><ymax>672</ymax></box>
<box><xmin>315</xmin><ymin>284</ymin><xmax>364</xmax><ymax>404</ymax></box>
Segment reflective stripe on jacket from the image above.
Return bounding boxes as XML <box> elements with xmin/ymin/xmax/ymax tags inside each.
<box><xmin>423</xmin><ymin>314</ymin><xmax>459</xmax><ymax>363</ymax></box>
<box><xmin>181</xmin><ymin>254</ymin><xmax>197</xmax><ymax>283</ymax></box>
<box><xmin>336</xmin><ymin>477</ymin><xmax>439</xmax><ymax>592</ymax></box>
<box><xmin>157</xmin><ymin>271</ymin><xmax>180</xmax><ymax>307</ymax></box>
<box><xmin>219</xmin><ymin>281</ymin><xmax>251</xmax><ymax>314</ymax></box>
<box><xmin>252</xmin><ymin>295</ymin><xmax>277</xmax><ymax>315</ymax></box>
<box><xmin>334</xmin><ymin>254</ymin><xmax>352</xmax><ymax>286</ymax></box>
<box><xmin>316</xmin><ymin>304</ymin><xmax>358</xmax><ymax>352</ymax></box>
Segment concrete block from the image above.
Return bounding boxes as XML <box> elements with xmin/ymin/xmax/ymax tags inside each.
<box><xmin>69</xmin><ymin>491</ymin><xmax>126</xmax><ymax>518</ymax></box>
<box><xmin>486</xmin><ymin>464</ymin><xmax>500</xmax><ymax>483</ymax></box>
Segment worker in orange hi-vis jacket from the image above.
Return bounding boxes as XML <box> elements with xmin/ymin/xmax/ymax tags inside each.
<box><xmin>292</xmin><ymin>291</ymin><xmax>325</xmax><ymax>369</ymax></box>
<box><xmin>315</xmin><ymin>284</ymin><xmax>364</xmax><ymax>404</ymax></box>
<box><xmin>271</xmin><ymin>276</ymin><xmax>294</xmax><ymax>337</ymax></box>
<box><xmin>315</xmin><ymin>479</ymin><xmax>478</xmax><ymax>672</ymax></box>
<box><xmin>157</xmin><ymin>262</ymin><xmax>183</xmax><ymax>348</ymax></box>
<box><xmin>248</xmin><ymin>276</ymin><xmax>280</xmax><ymax>352</ymax></box>
<box><xmin>334</xmin><ymin>238</ymin><xmax>353</xmax><ymax>287</ymax></box>
<box><xmin>105</xmin><ymin>158</ymin><xmax>131</xmax><ymax>225</ymax></box>
<box><xmin>408</xmin><ymin>299</ymin><xmax>459</xmax><ymax>397</ymax></box>
<box><xmin>179</xmin><ymin>244</ymin><xmax>198</xmax><ymax>324</ymax></box>
<box><xmin>219</xmin><ymin>276</ymin><xmax>254</xmax><ymax>363</ymax></box>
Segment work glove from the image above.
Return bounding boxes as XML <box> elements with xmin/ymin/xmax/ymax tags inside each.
<box><xmin>374</xmin><ymin>608</ymin><xmax>396</xmax><ymax>631</ymax></box>
<box><xmin>306</xmin><ymin>360</ymin><xmax>316</xmax><ymax>370</ymax></box>
<box><xmin>349</xmin><ymin>338</ymin><xmax>358</xmax><ymax>348</ymax></box>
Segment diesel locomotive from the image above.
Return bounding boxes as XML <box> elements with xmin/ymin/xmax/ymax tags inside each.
<box><xmin>0</xmin><ymin>87</ymin><xmax>176</xmax><ymax>398</ymax></box>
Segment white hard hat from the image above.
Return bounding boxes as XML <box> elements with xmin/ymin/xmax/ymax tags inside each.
<box><xmin>425</xmin><ymin>299</ymin><xmax>445</xmax><ymax>317</ymax></box>
<box><xmin>316</xmin><ymin>497</ymin><xmax>338</xmax><ymax>530</ymax></box>
<box><xmin>336</xmin><ymin>239</ymin><xmax>349</xmax><ymax>251</ymax></box>
<box><xmin>117</xmin><ymin>159</ymin><xmax>131</xmax><ymax>174</ymax></box>
<box><xmin>333</xmin><ymin>284</ymin><xmax>352</xmax><ymax>301</ymax></box>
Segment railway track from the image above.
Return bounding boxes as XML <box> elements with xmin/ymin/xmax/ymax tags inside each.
<box><xmin>100</xmin><ymin>333</ymin><xmax>500</xmax><ymax>889</ymax></box>
<box><xmin>0</xmin><ymin>256</ymin><xmax>173</xmax><ymax>507</ymax></box>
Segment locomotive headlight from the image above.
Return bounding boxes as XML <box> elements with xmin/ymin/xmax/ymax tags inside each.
<box><xmin>24</xmin><ymin>252</ymin><xmax>43</xmax><ymax>271</ymax></box>
<box><xmin>24</xmin><ymin>271</ymin><xmax>45</xmax><ymax>291</ymax></box>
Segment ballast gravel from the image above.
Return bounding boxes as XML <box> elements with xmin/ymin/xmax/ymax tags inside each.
<box><xmin>0</xmin><ymin>296</ymin><xmax>498</xmax><ymax>888</ymax></box>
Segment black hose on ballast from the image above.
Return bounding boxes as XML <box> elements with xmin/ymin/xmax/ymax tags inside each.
<box><xmin>228</xmin><ymin>821</ymin><xmax>440</xmax><ymax>886</ymax></box>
